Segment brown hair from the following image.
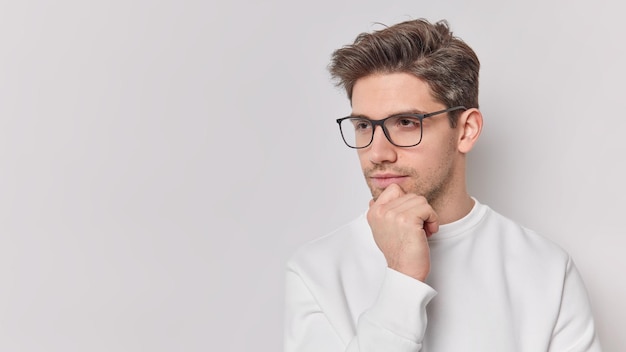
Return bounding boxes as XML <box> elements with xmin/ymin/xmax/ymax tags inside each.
<box><xmin>328</xmin><ymin>18</ymin><xmax>480</xmax><ymax>127</ymax></box>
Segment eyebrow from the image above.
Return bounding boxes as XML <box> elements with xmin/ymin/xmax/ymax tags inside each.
<box><xmin>349</xmin><ymin>109</ymin><xmax>428</xmax><ymax>120</ymax></box>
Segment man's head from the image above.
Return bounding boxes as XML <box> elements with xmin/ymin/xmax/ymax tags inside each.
<box><xmin>329</xmin><ymin>18</ymin><xmax>479</xmax><ymax>127</ymax></box>
<box><xmin>329</xmin><ymin>19</ymin><xmax>483</xmax><ymax>212</ymax></box>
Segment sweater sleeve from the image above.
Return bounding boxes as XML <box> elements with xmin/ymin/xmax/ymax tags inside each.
<box><xmin>284</xmin><ymin>267</ymin><xmax>437</xmax><ymax>352</ymax></box>
<box><xmin>548</xmin><ymin>257</ymin><xmax>602</xmax><ymax>352</ymax></box>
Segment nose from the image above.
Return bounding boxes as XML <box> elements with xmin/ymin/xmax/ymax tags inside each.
<box><xmin>366</xmin><ymin>126</ymin><xmax>397</xmax><ymax>164</ymax></box>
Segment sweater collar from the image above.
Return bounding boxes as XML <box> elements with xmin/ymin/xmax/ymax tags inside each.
<box><xmin>428</xmin><ymin>197</ymin><xmax>488</xmax><ymax>242</ymax></box>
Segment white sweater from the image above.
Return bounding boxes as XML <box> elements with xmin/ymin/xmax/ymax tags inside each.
<box><xmin>284</xmin><ymin>200</ymin><xmax>601</xmax><ymax>351</ymax></box>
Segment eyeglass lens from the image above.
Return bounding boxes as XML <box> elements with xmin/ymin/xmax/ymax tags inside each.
<box><xmin>339</xmin><ymin>115</ymin><xmax>422</xmax><ymax>148</ymax></box>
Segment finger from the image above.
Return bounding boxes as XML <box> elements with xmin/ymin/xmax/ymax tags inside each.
<box><xmin>373</xmin><ymin>183</ymin><xmax>405</xmax><ymax>205</ymax></box>
<box><xmin>380</xmin><ymin>193</ymin><xmax>422</xmax><ymax>215</ymax></box>
<box><xmin>383</xmin><ymin>195</ymin><xmax>438</xmax><ymax>230</ymax></box>
<box><xmin>423</xmin><ymin>211</ymin><xmax>439</xmax><ymax>236</ymax></box>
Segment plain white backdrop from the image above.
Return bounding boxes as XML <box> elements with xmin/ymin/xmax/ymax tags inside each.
<box><xmin>0</xmin><ymin>0</ymin><xmax>624</xmax><ymax>351</ymax></box>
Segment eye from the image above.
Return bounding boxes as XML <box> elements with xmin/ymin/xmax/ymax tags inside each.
<box><xmin>400</xmin><ymin>118</ymin><xmax>416</xmax><ymax>126</ymax></box>
<box><xmin>390</xmin><ymin>116</ymin><xmax>421</xmax><ymax>130</ymax></box>
<box><xmin>351</xmin><ymin>119</ymin><xmax>372</xmax><ymax>132</ymax></box>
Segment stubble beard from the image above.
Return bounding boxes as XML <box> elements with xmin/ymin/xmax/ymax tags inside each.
<box><xmin>364</xmin><ymin>152</ymin><xmax>457</xmax><ymax>210</ymax></box>
<box><xmin>365</xmin><ymin>165</ymin><xmax>452</xmax><ymax>205</ymax></box>
<box><xmin>364</xmin><ymin>137</ymin><xmax>459</xmax><ymax>207</ymax></box>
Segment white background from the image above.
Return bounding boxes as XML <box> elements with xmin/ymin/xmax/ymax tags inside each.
<box><xmin>0</xmin><ymin>0</ymin><xmax>624</xmax><ymax>351</ymax></box>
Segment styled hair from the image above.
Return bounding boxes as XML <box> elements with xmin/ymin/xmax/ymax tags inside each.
<box><xmin>328</xmin><ymin>18</ymin><xmax>480</xmax><ymax>126</ymax></box>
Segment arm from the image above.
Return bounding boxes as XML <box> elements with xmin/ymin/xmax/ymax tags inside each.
<box><xmin>284</xmin><ymin>267</ymin><xmax>437</xmax><ymax>352</ymax></box>
<box><xmin>548</xmin><ymin>258</ymin><xmax>602</xmax><ymax>352</ymax></box>
<box><xmin>285</xmin><ymin>185</ymin><xmax>437</xmax><ymax>352</ymax></box>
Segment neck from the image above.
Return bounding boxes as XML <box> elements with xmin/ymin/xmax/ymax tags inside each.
<box><xmin>432</xmin><ymin>192</ymin><xmax>475</xmax><ymax>225</ymax></box>
<box><xmin>430</xmin><ymin>153</ymin><xmax>475</xmax><ymax>224</ymax></box>
<box><xmin>429</xmin><ymin>162</ymin><xmax>474</xmax><ymax>224</ymax></box>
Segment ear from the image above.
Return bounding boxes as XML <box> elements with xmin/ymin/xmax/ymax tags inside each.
<box><xmin>457</xmin><ymin>108</ymin><xmax>483</xmax><ymax>154</ymax></box>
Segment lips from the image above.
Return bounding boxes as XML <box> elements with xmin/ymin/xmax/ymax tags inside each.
<box><xmin>369</xmin><ymin>173</ymin><xmax>409</xmax><ymax>189</ymax></box>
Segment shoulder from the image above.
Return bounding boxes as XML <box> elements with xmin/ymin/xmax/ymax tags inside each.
<box><xmin>286</xmin><ymin>212</ymin><xmax>382</xmax><ymax>278</ymax></box>
<box><xmin>481</xmin><ymin>204</ymin><xmax>571</xmax><ymax>266</ymax></box>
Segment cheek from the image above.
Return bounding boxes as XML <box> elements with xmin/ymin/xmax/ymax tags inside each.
<box><xmin>421</xmin><ymin>129</ymin><xmax>458</xmax><ymax>157</ymax></box>
<box><xmin>357</xmin><ymin>150</ymin><xmax>369</xmax><ymax>168</ymax></box>
<box><xmin>399</xmin><ymin>139</ymin><xmax>455</xmax><ymax>171</ymax></box>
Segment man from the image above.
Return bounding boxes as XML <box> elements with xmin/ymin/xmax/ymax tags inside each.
<box><xmin>283</xmin><ymin>18</ymin><xmax>601</xmax><ymax>351</ymax></box>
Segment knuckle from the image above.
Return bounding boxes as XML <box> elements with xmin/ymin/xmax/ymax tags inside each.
<box><xmin>384</xmin><ymin>208</ymin><xmax>397</xmax><ymax>221</ymax></box>
<box><xmin>396</xmin><ymin>213</ymin><xmax>410</xmax><ymax>225</ymax></box>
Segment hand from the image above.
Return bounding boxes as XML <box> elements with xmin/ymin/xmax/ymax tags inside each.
<box><xmin>366</xmin><ymin>184</ymin><xmax>439</xmax><ymax>282</ymax></box>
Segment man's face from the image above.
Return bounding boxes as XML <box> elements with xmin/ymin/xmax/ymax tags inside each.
<box><xmin>351</xmin><ymin>72</ymin><xmax>461</xmax><ymax>203</ymax></box>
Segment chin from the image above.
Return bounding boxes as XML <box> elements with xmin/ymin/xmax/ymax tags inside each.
<box><xmin>369</xmin><ymin>187</ymin><xmax>382</xmax><ymax>201</ymax></box>
<box><xmin>369</xmin><ymin>185</ymin><xmax>407</xmax><ymax>200</ymax></box>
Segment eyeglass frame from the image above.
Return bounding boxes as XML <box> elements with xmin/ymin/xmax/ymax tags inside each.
<box><xmin>335</xmin><ymin>105</ymin><xmax>467</xmax><ymax>149</ymax></box>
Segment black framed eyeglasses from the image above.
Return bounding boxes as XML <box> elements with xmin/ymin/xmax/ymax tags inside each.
<box><xmin>336</xmin><ymin>106</ymin><xmax>466</xmax><ymax>149</ymax></box>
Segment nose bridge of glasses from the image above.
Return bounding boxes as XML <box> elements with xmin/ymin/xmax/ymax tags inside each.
<box><xmin>370</xmin><ymin>119</ymin><xmax>394</xmax><ymax>146</ymax></box>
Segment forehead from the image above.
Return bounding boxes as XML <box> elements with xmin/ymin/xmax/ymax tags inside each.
<box><xmin>351</xmin><ymin>72</ymin><xmax>442</xmax><ymax>118</ymax></box>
